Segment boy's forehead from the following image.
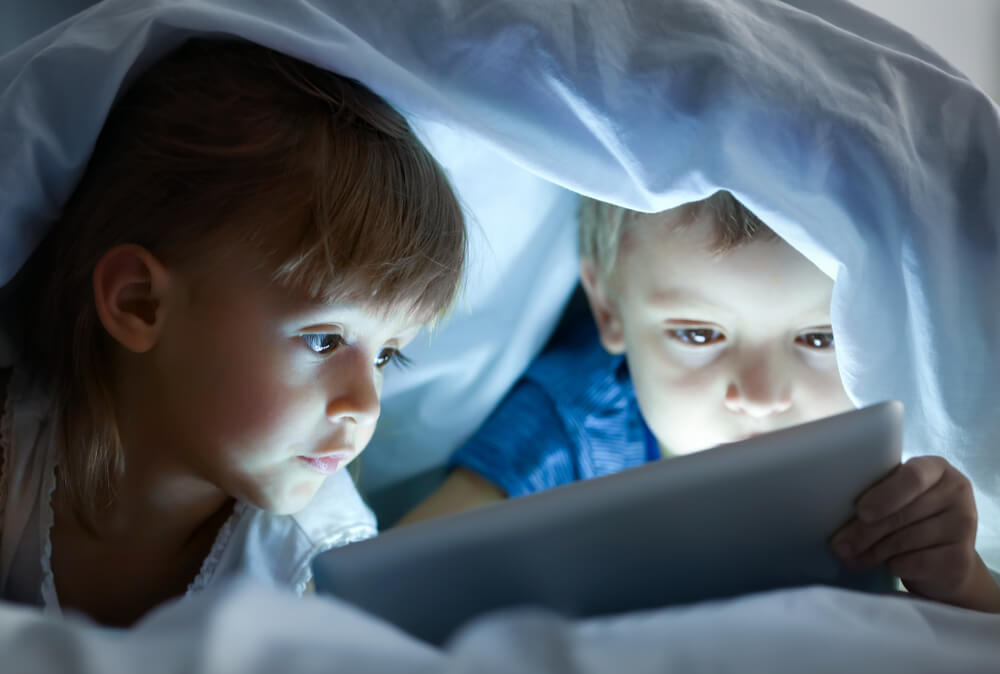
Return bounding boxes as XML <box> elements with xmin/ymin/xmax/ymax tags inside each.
<box><xmin>619</xmin><ymin>209</ymin><xmax>716</xmax><ymax>251</ymax></box>
<box><xmin>618</xmin><ymin>227</ymin><xmax>833</xmax><ymax>317</ymax></box>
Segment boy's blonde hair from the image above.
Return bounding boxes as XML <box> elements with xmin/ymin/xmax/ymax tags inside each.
<box><xmin>15</xmin><ymin>40</ymin><xmax>466</xmax><ymax>527</ymax></box>
<box><xmin>578</xmin><ymin>190</ymin><xmax>774</xmax><ymax>282</ymax></box>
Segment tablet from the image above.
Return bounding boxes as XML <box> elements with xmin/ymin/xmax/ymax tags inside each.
<box><xmin>313</xmin><ymin>401</ymin><xmax>903</xmax><ymax>645</ymax></box>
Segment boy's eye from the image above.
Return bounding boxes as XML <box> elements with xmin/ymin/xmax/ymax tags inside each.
<box><xmin>302</xmin><ymin>333</ymin><xmax>344</xmax><ymax>355</ymax></box>
<box><xmin>669</xmin><ymin>328</ymin><xmax>725</xmax><ymax>346</ymax></box>
<box><xmin>375</xmin><ymin>347</ymin><xmax>412</xmax><ymax>369</ymax></box>
<box><xmin>796</xmin><ymin>331</ymin><xmax>835</xmax><ymax>350</ymax></box>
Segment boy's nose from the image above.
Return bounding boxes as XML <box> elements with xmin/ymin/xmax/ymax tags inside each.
<box><xmin>725</xmin><ymin>356</ymin><xmax>792</xmax><ymax>418</ymax></box>
<box><xmin>325</xmin><ymin>351</ymin><xmax>381</xmax><ymax>426</ymax></box>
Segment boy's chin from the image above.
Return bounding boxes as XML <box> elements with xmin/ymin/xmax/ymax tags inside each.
<box><xmin>661</xmin><ymin>440</ymin><xmax>719</xmax><ymax>457</ymax></box>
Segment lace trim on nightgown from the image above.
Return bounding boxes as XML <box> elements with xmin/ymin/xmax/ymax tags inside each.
<box><xmin>38</xmin><ymin>450</ymin><xmax>59</xmax><ymax>609</ymax></box>
<box><xmin>187</xmin><ymin>501</ymin><xmax>248</xmax><ymax>594</ymax></box>
<box><xmin>290</xmin><ymin>522</ymin><xmax>377</xmax><ymax>596</ymax></box>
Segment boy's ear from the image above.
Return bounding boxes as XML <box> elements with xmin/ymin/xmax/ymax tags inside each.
<box><xmin>92</xmin><ymin>244</ymin><xmax>172</xmax><ymax>354</ymax></box>
<box><xmin>579</xmin><ymin>258</ymin><xmax>625</xmax><ymax>355</ymax></box>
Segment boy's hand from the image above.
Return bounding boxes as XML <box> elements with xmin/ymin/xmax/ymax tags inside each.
<box><xmin>831</xmin><ymin>456</ymin><xmax>1000</xmax><ymax>612</ymax></box>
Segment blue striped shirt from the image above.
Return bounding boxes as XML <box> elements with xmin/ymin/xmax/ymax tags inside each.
<box><xmin>451</xmin><ymin>289</ymin><xmax>656</xmax><ymax>497</ymax></box>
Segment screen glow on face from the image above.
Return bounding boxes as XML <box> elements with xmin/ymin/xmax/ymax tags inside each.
<box><xmin>610</xmin><ymin>217</ymin><xmax>855</xmax><ymax>456</ymax></box>
<box><xmin>147</xmin><ymin>246</ymin><xmax>425</xmax><ymax>516</ymax></box>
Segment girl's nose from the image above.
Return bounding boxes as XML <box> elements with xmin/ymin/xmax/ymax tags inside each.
<box><xmin>325</xmin><ymin>350</ymin><xmax>381</xmax><ymax>426</ymax></box>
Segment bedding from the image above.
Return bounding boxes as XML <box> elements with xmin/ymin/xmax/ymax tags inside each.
<box><xmin>1</xmin><ymin>0</ymin><xmax>999</xmax><ymax>669</ymax></box>
<box><xmin>0</xmin><ymin>577</ymin><xmax>998</xmax><ymax>673</ymax></box>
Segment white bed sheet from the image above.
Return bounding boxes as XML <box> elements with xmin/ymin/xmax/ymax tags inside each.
<box><xmin>1</xmin><ymin>0</ymin><xmax>1000</xmax><ymax>669</ymax></box>
<box><xmin>1</xmin><ymin>578</ymin><xmax>998</xmax><ymax>674</ymax></box>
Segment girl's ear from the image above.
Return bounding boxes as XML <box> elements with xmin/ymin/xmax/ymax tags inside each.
<box><xmin>579</xmin><ymin>258</ymin><xmax>625</xmax><ymax>355</ymax></box>
<box><xmin>92</xmin><ymin>244</ymin><xmax>172</xmax><ymax>353</ymax></box>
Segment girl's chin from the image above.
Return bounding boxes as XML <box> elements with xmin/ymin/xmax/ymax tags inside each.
<box><xmin>247</xmin><ymin>475</ymin><xmax>325</xmax><ymax>515</ymax></box>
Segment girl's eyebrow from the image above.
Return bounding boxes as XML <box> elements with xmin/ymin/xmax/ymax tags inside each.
<box><xmin>284</xmin><ymin>300</ymin><xmax>362</xmax><ymax>320</ymax></box>
<box><xmin>289</xmin><ymin>305</ymin><xmax>425</xmax><ymax>336</ymax></box>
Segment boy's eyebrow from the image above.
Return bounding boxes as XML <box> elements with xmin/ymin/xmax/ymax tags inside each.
<box><xmin>645</xmin><ymin>288</ymin><xmax>728</xmax><ymax>312</ymax></box>
<box><xmin>645</xmin><ymin>288</ymin><xmax>832</xmax><ymax>318</ymax></box>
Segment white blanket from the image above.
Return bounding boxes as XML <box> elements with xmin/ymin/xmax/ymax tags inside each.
<box><xmin>1</xmin><ymin>0</ymin><xmax>1000</xmax><ymax>669</ymax></box>
<box><xmin>1</xmin><ymin>578</ymin><xmax>998</xmax><ymax>674</ymax></box>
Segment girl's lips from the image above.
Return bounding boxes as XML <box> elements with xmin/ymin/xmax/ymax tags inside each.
<box><xmin>298</xmin><ymin>454</ymin><xmax>349</xmax><ymax>475</ymax></box>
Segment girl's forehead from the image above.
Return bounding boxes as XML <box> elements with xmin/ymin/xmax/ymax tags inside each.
<box><xmin>278</xmin><ymin>289</ymin><xmax>430</xmax><ymax>329</ymax></box>
<box><xmin>175</xmin><ymin>219</ymin><xmax>452</xmax><ymax>329</ymax></box>
<box><xmin>176</xmin><ymin>249</ymin><xmax>427</xmax><ymax>324</ymax></box>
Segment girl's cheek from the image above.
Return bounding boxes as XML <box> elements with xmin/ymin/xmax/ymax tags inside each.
<box><xmin>208</xmin><ymin>361</ymin><xmax>298</xmax><ymax>437</ymax></box>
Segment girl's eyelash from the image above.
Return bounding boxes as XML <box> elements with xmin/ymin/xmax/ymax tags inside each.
<box><xmin>375</xmin><ymin>348</ymin><xmax>414</xmax><ymax>370</ymax></box>
<box><xmin>302</xmin><ymin>333</ymin><xmax>344</xmax><ymax>354</ymax></box>
<box><xmin>390</xmin><ymin>350</ymin><xmax>413</xmax><ymax>370</ymax></box>
<box><xmin>301</xmin><ymin>333</ymin><xmax>415</xmax><ymax>369</ymax></box>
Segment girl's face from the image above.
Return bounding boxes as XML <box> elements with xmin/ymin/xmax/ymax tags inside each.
<box><xmin>146</xmin><ymin>247</ymin><xmax>423</xmax><ymax>515</ymax></box>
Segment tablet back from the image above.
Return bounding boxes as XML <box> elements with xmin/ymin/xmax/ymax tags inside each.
<box><xmin>314</xmin><ymin>401</ymin><xmax>903</xmax><ymax>645</ymax></box>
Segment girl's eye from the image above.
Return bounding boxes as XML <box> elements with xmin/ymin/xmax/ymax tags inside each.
<box><xmin>302</xmin><ymin>333</ymin><xmax>344</xmax><ymax>355</ymax></box>
<box><xmin>669</xmin><ymin>328</ymin><xmax>725</xmax><ymax>346</ymax></box>
<box><xmin>375</xmin><ymin>348</ymin><xmax>412</xmax><ymax>370</ymax></box>
<box><xmin>796</xmin><ymin>331</ymin><xmax>835</xmax><ymax>350</ymax></box>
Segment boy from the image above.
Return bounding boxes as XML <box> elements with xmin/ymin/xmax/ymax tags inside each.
<box><xmin>401</xmin><ymin>191</ymin><xmax>1000</xmax><ymax>612</ymax></box>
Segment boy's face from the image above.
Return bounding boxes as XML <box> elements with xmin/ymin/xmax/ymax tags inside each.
<box><xmin>585</xmin><ymin>214</ymin><xmax>854</xmax><ymax>457</ymax></box>
<box><xmin>145</xmin><ymin>246</ymin><xmax>423</xmax><ymax>515</ymax></box>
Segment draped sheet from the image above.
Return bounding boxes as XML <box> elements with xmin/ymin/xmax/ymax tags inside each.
<box><xmin>1</xmin><ymin>0</ymin><xmax>999</xmax><ymax>599</ymax></box>
<box><xmin>0</xmin><ymin>577</ymin><xmax>997</xmax><ymax>674</ymax></box>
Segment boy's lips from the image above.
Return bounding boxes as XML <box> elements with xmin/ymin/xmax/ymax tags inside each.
<box><xmin>297</xmin><ymin>450</ymin><xmax>355</xmax><ymax>475</ymax></box>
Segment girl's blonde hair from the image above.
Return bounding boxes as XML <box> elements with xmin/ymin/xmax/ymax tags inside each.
<box><xmin>14</xmin><ymin>39</ymin><xmax>466</xmax><ymax>528</ymax></box>
<box><xmin>578</xmin><ymin>190</ymin><xmax>774</xmax><ymax>283</ymax></box>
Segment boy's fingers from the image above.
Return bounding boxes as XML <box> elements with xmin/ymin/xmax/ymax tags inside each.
<box><xmin>855</xmin><ymin>506</ymin><xmax>976</xmax><ymax>568</ymax></box>
<box><xmin>888</xmin><ymin>544</ymin><xmax>979</xmax><ymax>595</ymax></box>
<box><xmin>832</xmin><ymin>476</ymin><xmax>962</xmax><ymax>558</ymax></box>
<box><xmin>855</xmin><ymin>456</ymin><xmax>949</xmax><ymax>523</ymax></box>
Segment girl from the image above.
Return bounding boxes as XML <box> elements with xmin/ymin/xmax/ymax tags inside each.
<box><xmin>0</xmin><ymin>38</ymin><xmax>466</xmax><ymax>626</ymax></box>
